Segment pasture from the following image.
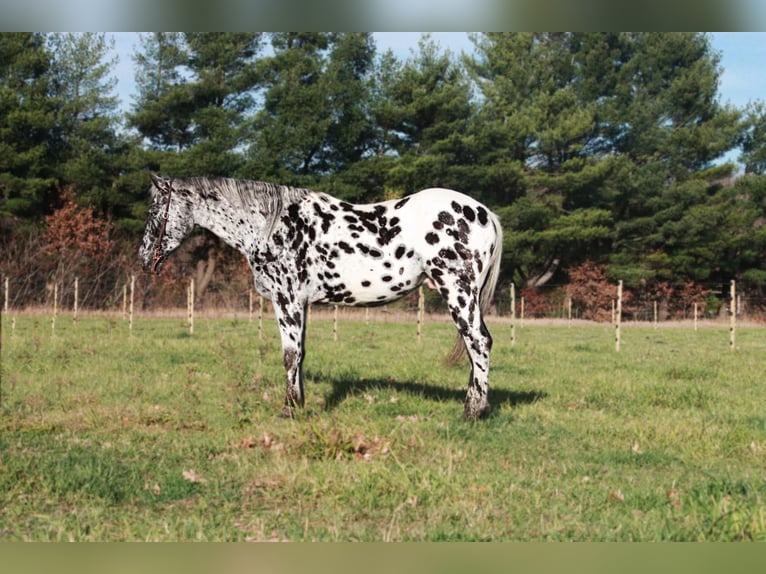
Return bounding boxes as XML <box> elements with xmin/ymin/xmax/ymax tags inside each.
<box><xmin>2</xmin><ymin>312</ymin><xmax>766</xmax><ymax>541</ymax></box>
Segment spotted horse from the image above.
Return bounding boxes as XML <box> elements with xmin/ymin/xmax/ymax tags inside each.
<box><xmin>139</xmin><ymin>175</ymin><xmax>503</xmax><ymax>420</ymax></box>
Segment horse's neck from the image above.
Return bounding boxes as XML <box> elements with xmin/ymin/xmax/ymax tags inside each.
<box><xmin>192</xmin><ymin>195</ymin><xmax>259</xmax><ymax>256</ymax></box>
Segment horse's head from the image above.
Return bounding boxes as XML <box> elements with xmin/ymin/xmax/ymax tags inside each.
<box><xmin>139</xmin><ymin>174</ymin><xmax>195</xmax><ymax>274</ymax></box>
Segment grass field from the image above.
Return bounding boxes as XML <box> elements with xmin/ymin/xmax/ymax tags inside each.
<box><xmin>2</xmin><ymin>312</ymin><xmax>766</xmax><ymax>541</ymax></box>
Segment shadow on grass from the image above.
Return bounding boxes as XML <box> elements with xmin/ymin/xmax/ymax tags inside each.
<box><xmin>311</xmin><ymin>371</ymin><xmax>546</xmax><ymax>414</ymax></box>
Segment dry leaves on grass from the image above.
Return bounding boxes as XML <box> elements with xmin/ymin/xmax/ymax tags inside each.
<box><xmin>182</xmin><ymin>469</ymin><xmax>208</xmax><ymax>484</ymax></box>
<box><xmin>235</xmin><ymin>433</ymin><xmax>285</xmax><ymax>454</ymax></box>
<box><xmin>608</xmin><ymin>489</ymin><xmax>625</xmax><ymax>503</ymax></box>
<box><xmin>351</xmin><ymin>433</ymin><xmax>391</xmax><ymax>461</ymax></box>
<box><xmin>245</xmin><ymin>531</ymin><xmax>289</xmax><ymax>543</ymax></box>
<box><xmin>299</xmin><ymin>425</ymin><xmax>392</xmax><ymax>461</ymax></box>
<box><xmin>396</xmin><ymin>414</ymin><xmax>423</xmax><ymax>423</ymax></box>
<box><xmin>667</xmin><ymin>488</ymin><xmax>682</xmax><ymax>509</ymax></box>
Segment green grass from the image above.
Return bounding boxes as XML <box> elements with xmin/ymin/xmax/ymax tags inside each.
<box><xmin>2</xmin><ymin>313</ymin><xmax>766</xmax><ymax>541</ymax></box>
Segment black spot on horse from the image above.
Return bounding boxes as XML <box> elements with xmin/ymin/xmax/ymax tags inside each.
<box><xmin>451</xmin><ymin>201</ymin><xmax>462</xmax><ymax>213</ymax></box>
<box><xmin>476</xmin><ymin>206</ymin><xmax>488</xmax><ymax>226</ymax></box>
<box><xmin>425</xmin><ymin>232</ymin><xmax>440</xmax><ymax>245</ymax></box>
<box><xmin>394</xmin><ymin>197</ymin><xmax>411</xmax><ymax>210</ymax></box>
<box><xmin>395</xmin><ymin>245</ymin><xmax>406</xmax><ymax>259</ymax></box>
<box><xmin>462</xmin><ymin>205</ymin><xmax>475</xmax><ymax>222</ymax></box>
<box><xmin>382</xmin><ymin>275</ymin><xmax>392</xmax><ymax>282</ymax></box>
<box><xmin>361</xmin><ymin>280</ymin><xmax>371</xmax><ymax>287</ymax></box>
<box><xmin>438</xmin><ymin>211</ymin><xmax>455</xmax><ymax>226</ymax></box>
<box><xmin>455</xmin><ymin>243</ymin><xmax>472</xmax><ymax>260</ymax></box>
<box><xmin>338</xmin><ymin>241</ymin><xmax>355</xmax><ymax>254</ymax></box>
<box><xmin>439</xmin><ymin>248</ymin><xmax>457</xmax><ymax>260</ymax></box>
<box><xmin>378</xmin><ymin>225</ymin><xmax>402</xmax><ymax>246</ymax></box>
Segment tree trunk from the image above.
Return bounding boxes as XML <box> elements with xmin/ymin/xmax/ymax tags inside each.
<box><xmin>194</xmin><ymin>249</ymin><xmax>217</xmax><ymax>305</ymax></box>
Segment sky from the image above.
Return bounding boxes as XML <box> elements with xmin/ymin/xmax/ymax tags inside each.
<box><xmin>111</xmin><ymin>32</ymin><xmax>766</xmax><ymax>110</ymax></box>
<box><xmin>109</xmin><ymin>32</ymin><xmax>766</xmax><ymax>165</ymax></box>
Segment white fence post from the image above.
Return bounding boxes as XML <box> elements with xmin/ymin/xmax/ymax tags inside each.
<box><xmin>129</xmin><ymin>275</ymin><xmax>135</xmax><ymax>334</ymax></box>
<box><xmin>510</xmin><ymin>284</ymin><xmax>516</xmax><ymax>346</ymax></box>
<box><xmin>417</xmin><ymin>285</ymin><xmax>424</xmax><ymax>344</ymax></box>
<box><xmin>729</xmin><ymin>280</ymin><xmax>736</xmax><ymax>351</ymax></box>
<box><xmin>615</xmin><ymin>280</ymin><xmax>623</xmax><ymax>353</ymax></box>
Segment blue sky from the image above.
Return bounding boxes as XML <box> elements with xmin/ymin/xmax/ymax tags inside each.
<box><xmin>111</xmin><ymin>31</ymin><xmax>766</xmax><ymax>120</ymax></box>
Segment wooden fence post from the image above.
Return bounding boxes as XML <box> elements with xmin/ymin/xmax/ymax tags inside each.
<box><xmin>129</xmin><ymin>275</ymin><xmax>135</xmax><ymax>334</ymax></box>
<box><xmin>258</xmin><ymin>295</ymin><xmax>264</xmax><ymax>340</ymax></box>
<box><xmin>615</xmin><ymin>280</ymin><xmax>623</xmax><ymax>353</ymax></box>
<box><xmin>694</xmin><ymin>302</ymin><xmax>698</xmax><ymax>331</ymax></box>
<box><xmin>729</xmin><ymin>280</ymin><xmax>736</xmax><ymax>352</ymax></box>
<box><xmin>520</xmin><ymin>296</ymin><xmax>525</xmax><ymax>328</ymax></box>
<box><xmin>333</xmin><ymin>305</ymin><xmax>339</xmax><ymax>342</ymax></box>
<box><xmin>249</xmin><ymin>288</ymin><xmax>253</xmax><ymax>322</ymax></box>
<box><xmin>510</xmin><ymin>284</ymin><xmax>516</xmax><ymax>346</ymax></box>
<box><xmin>567</xmin><ymin>296</ymin><xmax>572</xmax><ymax>328</ymax></box>
<box><xmin>188</xmin><ymin>278</ymin><xmax>195</xmax><ymax>335</ymax></box>
<box><xmin>417</xmin><ymin>285</ymin><xmax>425</xmax><ymax>344</ymax></box>
<box><xmin>52</xmin><ymin>282</ymin><xmax>58</xmax><ymax>335</ymax></box>
<box><xmin>653</xmin><ymin>300</ymin><xmax>658</xmax><ymax>329</ymax></box>
<box><xmin>73</xmin><ymin>277</ymin><xmax>79</xmax><ymax>325</ymax></box>
<box><xmin>3</xmin><ymin>276</ymin><xmax>8</xmax><ymax>314</ymax></box>
<box><xmin>122</xmin><ymin>284</ymin><xmax>127</xmax><ymax>320</ymax></box>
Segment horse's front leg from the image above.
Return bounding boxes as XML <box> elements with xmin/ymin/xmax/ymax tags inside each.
<box><xmin>272</xmin><ymin>296</ymin><xmax>308</xmax><ymax>418</ymax></box>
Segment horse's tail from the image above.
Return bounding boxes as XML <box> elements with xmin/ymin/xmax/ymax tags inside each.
<box><xmin>446</xmin><ymin>209</ymin><xmax>503</xmax><ymax>365</ymax></box>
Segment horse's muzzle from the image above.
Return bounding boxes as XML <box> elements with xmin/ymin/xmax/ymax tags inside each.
<box><xmin>149</xmin><ymin>251</ymin><xmax>164</xmax><ymax>274</ymax></box>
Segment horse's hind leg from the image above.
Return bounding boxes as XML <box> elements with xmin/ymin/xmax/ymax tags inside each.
<box><xmin>434</xmin><ymin>273</ymin><xmax>493</xmax><ymax>419</ymax></box>
<box><xmin>458</xmin><ymin>308</ymin><xmax>493</xmax><ymax>420</ymax></box>
<box><xmin>273</xmin><ymin>297</ymin><xmax>308</xmax><ymax>417</ymax></box>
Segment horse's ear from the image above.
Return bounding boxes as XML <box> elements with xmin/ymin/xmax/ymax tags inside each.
<box><xmin>150</xmin><ymin>173</ymin><xmax>163</xmax><ymax>189</ymax></box>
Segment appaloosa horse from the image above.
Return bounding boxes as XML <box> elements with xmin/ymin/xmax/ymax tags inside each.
<box><xmin>139</xmin><ymin>175</ymin><xmax>503</xmax><ymax>419</ymax></box>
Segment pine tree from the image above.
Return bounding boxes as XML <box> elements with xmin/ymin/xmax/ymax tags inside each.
<box><xmin>377</xmin><ymin>35</ymin><xmax>474</xmax><ymax>197</ymax></box>
<box><xmin>129</xmin><ymin>32</ymin><xmax>193</xmax><ymax>153</ymax></box>
<box><xmin>47</xmin><ymin>33</ymin><xmax>126</xmax><ymax>214</ymax></box>
<box><xmin>0</xmin><ymin>32</ymin><xmax>56</xmax><ymax>220</ymax></box>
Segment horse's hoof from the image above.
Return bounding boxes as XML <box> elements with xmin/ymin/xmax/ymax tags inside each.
<box><xmin>463</xmin><ymin>402</ymin><xmax>491</xmax><ymax>421</ymax></box>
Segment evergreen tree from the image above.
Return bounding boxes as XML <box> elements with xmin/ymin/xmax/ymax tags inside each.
<box><xmin>245</xmin><ymin>32</ymin><xmax>377</xmax><ymax>198</ymax></box>
<box><xmin>47</xmin><ymin>33</ymin><xmax>125</xmax><ymax>213</ymax></box>
<box><xmin>739</xmin><ymin>101</ymin><xmax>766</xmax><ymax>175</ymax></box>
<box><xmin>129</xmin><ymin>32</ymin><xmax>263</xmax><ymax>176</ymax></box>
<box><xmin>182</xmin><ymin>32</ymin><xmax>263</xmax><ymax>176</ymax></box>
<box><xmin>377</xmin><ymin>35</ymin><xmax>474</xmax><ymax>197</ymax></box>
<box><xmin>465</xmin><ymin>33</ymin><xmax>615</xmax><ymax>285</ymax></box>
<box><xmin>0</xmin><ymin>32</ymin><xmax>56</xmax><ymax>220</ymax></box>
<box><xmin>129</xmin><ymin>32</ymin><xmax>193</xmax><ymax>154</ymax></box>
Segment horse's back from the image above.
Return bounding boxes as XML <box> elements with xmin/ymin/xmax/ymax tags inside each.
<box><xmin>393</xmin><ymin>187</ymin><xmax>499</xmax><ymax>246</ymax></box>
